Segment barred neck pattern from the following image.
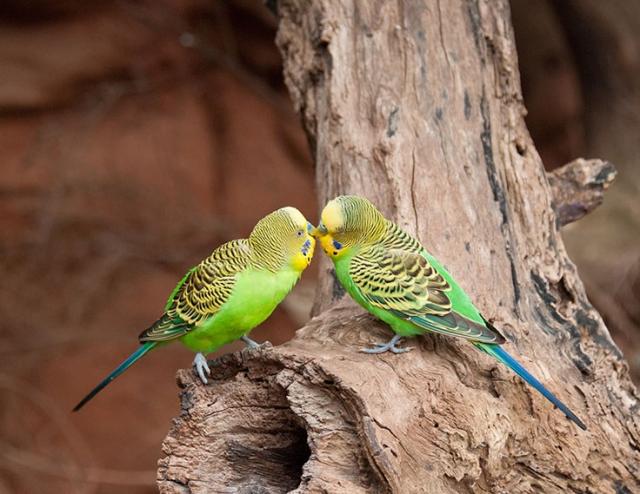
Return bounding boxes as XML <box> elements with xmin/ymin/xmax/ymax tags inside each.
<box><xmin>249</xmin><ymin>241</ymin><xmax>286</xmax><ymax>272</ymax></box>
<box><xmin>248</xmin><ymin>209</ymin><xmax>299</xmax><ymax>272</ymax></box>
<box><xmin>341</xmin><ymin>199</ymin><xmax>386</xmax><ymax>240</ymax></box>
<box><xmin>381</xmin><ymin>221</ymin><xmax>422</xmax><ymax>253</ymax></box>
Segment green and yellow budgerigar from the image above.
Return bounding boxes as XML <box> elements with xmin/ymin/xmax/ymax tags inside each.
<box><xmin>73</xmin><ymin>207</ymin><xmax>315</xmax><ymax>411</ymax></box>
<box><xmin>314</xmin><ymin>195</ymin><xmax>586</xmax><ymax>430</ymax></box>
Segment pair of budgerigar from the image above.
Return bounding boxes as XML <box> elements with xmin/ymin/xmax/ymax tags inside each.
<box><xmin>73</xmin><ymin>197</ymin><xmax>586</xmax><ymax>431</ymax></box>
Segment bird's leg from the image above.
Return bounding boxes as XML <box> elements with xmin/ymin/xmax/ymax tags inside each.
<box><xmin>193</xmin><ymin>353</ymin><xmax>211</xmax><ymax>384</ymax></box>
<box><xmin>361</xmin><ymin>334</ymin><xmax>413</xmax><ymax>354</ymax></box>
<box><xmin>241</xmin><ymin>335</ymin><xmax>262</xmax><ymax>349</ymax></box>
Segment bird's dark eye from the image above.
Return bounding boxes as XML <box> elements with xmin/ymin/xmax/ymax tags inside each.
<box><xmin>296</xmin><ymin>229</ymin><xmax>304</xmax><ymax>237</ymax></box>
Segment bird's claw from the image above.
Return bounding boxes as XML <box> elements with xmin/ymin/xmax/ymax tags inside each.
<box><xmin>361</xmin><ymin>345</ymin><xmax>413</xmax><ymax>354</ymax></box>
<box><xmin>360</xmin><ymin>335</ymin><xmax>413</xmax><ymax>354</ymax></box>
<box><xmin>241</xmin><ymin>335</ymin><xmax>262</xmax><ymax>349</ymax></box>
<box><xmin>193</xmin><ymin>353</ymin><xmax>211</xmax><ymax>384</ymax></box>
<box><xmin>389</xmin><ymin>345</ymin><xmax>413</xmax><ymax>354</ymax></box>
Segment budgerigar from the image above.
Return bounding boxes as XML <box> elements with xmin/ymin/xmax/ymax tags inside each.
<box><xmin>313</xmin><ymin>195</ymin><xmax>586</xmax><ymax>430</ymax></box>
<box><xmin>73</xmin><ymin>207</ymin><xmax>315</xmax><ymax>411</ymax></box>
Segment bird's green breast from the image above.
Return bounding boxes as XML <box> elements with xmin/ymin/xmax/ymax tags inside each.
<box><xmin>179</xmin><ymin>267</ymin><xmax>300</xmax><ymax>353</ymax></box>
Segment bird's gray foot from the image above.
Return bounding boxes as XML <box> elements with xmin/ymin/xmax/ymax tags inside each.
<box><xmin>361</xmin><ymin>334</ymin><xmax>413</xmax><ymax>354</ymax></box>
<box><xmin>241</xmin><ymin>335</ymin><xmax>262</xmax><ymax>349</ymax></box>
<box><xmin>193</xmin><ymin>352</ymin><xmax>211</xmax><ymax>384</ymax></box>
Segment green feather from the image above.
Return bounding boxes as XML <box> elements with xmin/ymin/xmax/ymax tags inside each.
<box><xmin>165</xmin><ymin>266</ymin><xmax>197</xmax><ymax>311</ymax></box>
<box><xmin>345</xmin><ymin>244</ymin><xmax>503</xmax><ymax>343</ymax></box>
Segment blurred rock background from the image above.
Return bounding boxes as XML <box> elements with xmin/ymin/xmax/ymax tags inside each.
<box><xmin>0</xmin><ymin>2</ymin><xmax>316</xmax><ymax>493</ymax></box>
<box><xmin>512</xmin><ymin>0</ymin><xmax>640</xmax><ymax>383</ymax></box>
<box><xmin>0</xmin><ymin>1</ymin><xmax>637</xmax><ymax>493</ymax></box>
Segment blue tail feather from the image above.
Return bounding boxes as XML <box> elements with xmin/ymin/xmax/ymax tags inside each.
<box><xmin>476</xmin><ymin>343</ymin><xmax>586</xmax><ymax>430</ymax></box>
<box><xmin>72</xmin><ymin>341</ymin><xmax>156</xmax><ymax>412</ymax></box>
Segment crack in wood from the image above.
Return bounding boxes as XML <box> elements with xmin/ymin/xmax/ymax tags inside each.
<box><xmin>479</xmin><ymin>87</ymin><xmax>522</xmax><ymax>313</ymax></box>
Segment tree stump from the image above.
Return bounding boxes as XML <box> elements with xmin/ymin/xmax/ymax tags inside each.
<box><xmin>157</xmin><ymin>1</ymin><xmax>640</xmax><ymax>492</ymax></box>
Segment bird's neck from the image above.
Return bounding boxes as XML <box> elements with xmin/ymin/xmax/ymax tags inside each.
<box><xmin>249</xmin><ymin>239</ymin><xmax>286</xmax><ymax>272</ymax></box>
<box><xmin>380</xmin><ymin>221</ymin><xmax>422</xmax><ymax>253</ymax></box>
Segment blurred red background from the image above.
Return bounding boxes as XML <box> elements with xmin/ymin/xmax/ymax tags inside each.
<box><xmin>0</xmin><ymin>1</ymin><xmax>638</xmax><ymax>493</ymax></box>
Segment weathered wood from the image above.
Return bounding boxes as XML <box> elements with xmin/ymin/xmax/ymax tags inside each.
<box><xmin>158</xmin><ymin>1</ymin><xmax>640</xmax><ymax>492</ymax></box>
<box><xmin>547</xmin><ymin>158</ymin><xmax>617</xmax><ymax>227</ymax></box>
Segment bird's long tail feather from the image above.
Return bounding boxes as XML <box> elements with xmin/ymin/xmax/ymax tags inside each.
<box><xmin>475</xmin><ymin>343</ymin><xmax>586</xmax><ymax>430</ymax></box>
<box><xmin>72</xmin><ymin>341</ymin><xmax>156</xmax><ymax>412</ymax></box>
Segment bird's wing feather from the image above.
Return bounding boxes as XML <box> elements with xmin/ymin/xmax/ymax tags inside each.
<box><xmin>349</xmin><ymin>246</ymin><xmax>503</xmax><ymax>344</ymax></box>
<box><xmin>140</xmin><ymin>239</ymin><xmax>252</xmax><ymax>342</ymax></box>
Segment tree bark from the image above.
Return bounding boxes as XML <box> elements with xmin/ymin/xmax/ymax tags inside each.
<box><xmin>546</xmin><ymin>158</ymin><xmax>616</xmax><ymax>227</ymax></box>
<box><xmin>157</xmin><ymin>1</ymin><xmax>640</xmax><ymax>492</ymax></box>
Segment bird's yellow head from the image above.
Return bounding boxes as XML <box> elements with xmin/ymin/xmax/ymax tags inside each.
<box><xmin>313</xmin><ymin>195</ymin><xmax>387</xmax><ymax>260</ymax></box>
<box><xmin>249</xmin><ymin>207</ymin><xmax>315</xmax><ymax>272</ymax></box>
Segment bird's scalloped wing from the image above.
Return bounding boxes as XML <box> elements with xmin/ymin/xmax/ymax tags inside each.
<box><xmin>349</xmin><ymin>246</ymin><xmax>504</xmax><ymax>344</ymax></box>
<box><xmin>139</xmin><ymin>239</ymin><xmax>251</xmax><ymax>342</ymax></box>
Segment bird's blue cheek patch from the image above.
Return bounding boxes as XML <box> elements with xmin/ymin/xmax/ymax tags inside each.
<box><xmin>301</xmin><ymin>239</ymin><xmax>312</xmax><ymax>255</ymax></box>
<box><xmin>330</xmin><ymin>239</ymin><xmax>343</xmax><ymax>256</ymax></box>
